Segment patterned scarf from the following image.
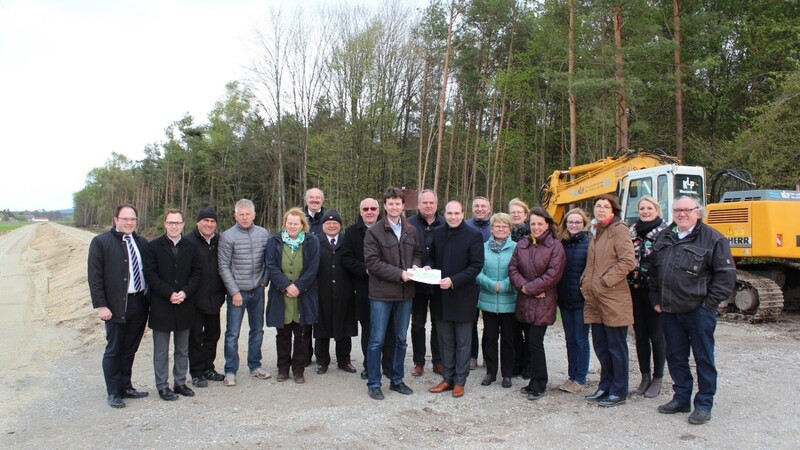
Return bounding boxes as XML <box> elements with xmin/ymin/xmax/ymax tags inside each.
<box><xmin>281</xmin><ymin>229</ymin><xmax>305</xmax><ymax>251</ymax></box>
<box><xmin>488</xmin><ymin>236</ymin><xmax>508</xmax><ymax>253</ymax></box>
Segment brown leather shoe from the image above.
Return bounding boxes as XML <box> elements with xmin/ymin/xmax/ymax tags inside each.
<box><xmin>428</xmin><ymin>381</ymin><xmax>453</xmax><ymax>393</ymax></box>
<box><xmin>432</xmin><ymin>363</ymin><xmax>444</xmax><ymax>375</ymax></box>
<box><xmin>412</xmin><ymin>364</ymin><xmax>424</xmax><ymax>377</ymax></box>
<box><xmin>452</xmin><ymin>385</ymin><xmax>465</xmax><ymax>398</ymax></box>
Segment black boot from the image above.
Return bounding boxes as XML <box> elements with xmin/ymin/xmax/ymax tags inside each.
<box><xmin>634</xmin><ymin>373</ymin><xmax>651</xmax><ymax>395</ymax></box>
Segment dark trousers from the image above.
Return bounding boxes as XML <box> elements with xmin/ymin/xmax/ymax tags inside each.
<box><xmin>102</xmin><ymin>293</ymin><xmax>148</xmax><ymax>395</ymax></box>
<box><xmin>189</xmin><ymin>310</ymin><xmax>221</xmax><ymax>377</ymax></box>
<box><xmin>315</xmin><ymin>337</ymin><xmax>352</xmax><ymax>367</ymax></box>
<box><xmin>525</xmin><ymin>324</ymin><xmax>549</xmax><ymax>394</ymax></box>
<box><xmin>276</xmin><ymin>322</ymin><xmax>311</xmax><ymax>376</ymax></box>
<box><xmin>662</xmin><ymin>307</ymin><xmax>717</xmax><ymax>411</ymax></box>
<box><xmin>411</xmin><ymin>293</ymin><xmax>440</xmax><ymax>366</ymax></box>
<box><xmin>481</xmin><ymin>311</ymin><xmax>515</xmax><ymax>379</ymax></box>
<box><xmin>471</xmin><ymin>309</ymin><xmax>480</xmax><ymax>359</ymax></box>
<box><xmin>591</xmin><ymin>323</ymin><xmax>629</xmax><ymax>397</ymax></box>
<box><xmin>632</xmin><ymin>288</ymin><xmax>665</xmax><ymax>377</ymax></box>
<box><xmin>359</xmin><ymin>319</ymin><xmax>393</xmax><ymax>374</ymax></box>
<box><xmin>512</xmin><ymin>319</ymin><xmax>530</xmax><ymax>376</ymax></box>
<box><xmin>437</xmin><ymin>320</ymin><xmax>472</xmax><ymax>386</ymax></box>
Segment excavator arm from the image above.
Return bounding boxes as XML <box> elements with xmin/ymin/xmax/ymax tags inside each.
<box><xmin>540</xmin><ymin>149</ymin><xmax>679</xmax><ymax>224</ymax></box>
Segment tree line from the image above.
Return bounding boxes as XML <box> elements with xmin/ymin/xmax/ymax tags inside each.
<box><xmin>73</xmin><ymin>0</ymin><xmax>800</xmax><ymax>234</ymax></box>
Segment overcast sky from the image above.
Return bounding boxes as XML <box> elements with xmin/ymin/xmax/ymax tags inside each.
<box><xmin>0</xmin><ymin>0</ymin><xmax>424</xmax><ymax>211</ymax></box>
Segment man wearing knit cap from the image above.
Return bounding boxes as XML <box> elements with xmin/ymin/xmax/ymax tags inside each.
<box><xmin>185</xmin><ymin>205</ymin><xmax>228</xmax><ymax>387</ymax></box>
<box><xmin>315</xmin><ymin>210</ymin><xmax>358</xmax><ymax>374</ymax></box>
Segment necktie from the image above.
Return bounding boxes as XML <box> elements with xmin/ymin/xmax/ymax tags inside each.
<box><xmin>125</xmin><ymin>235</ymin><xmax>144</xmax><ymax>292</ymax></box>
<box><xmin>330</xmin><ymin>237</ymin><xmax>336</xmax><ymax>247</ymax></box>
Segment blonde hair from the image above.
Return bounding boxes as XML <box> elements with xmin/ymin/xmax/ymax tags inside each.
<box><xmin>489</xmin><ymin>212</ymin><xmax>513</xmax><ymax>229</ymax></box>
<box><xmin>508</xmin><ymin>198</ymin><xmax>529</xmax><ymax>215</ymax></box>
<box><xmin>637</xmin><ymin>195</ymin><xmax>662</xmax><ymax>217</ymax></box>
<box><xmin>283</xmin><ymin>207</ymin><xmax>309</xmax><ymax>233</ymax></box>
<box><xmin>558</xmin><ymin>207</ymin><xmax>589</xmax><ymax>240</ymax></box>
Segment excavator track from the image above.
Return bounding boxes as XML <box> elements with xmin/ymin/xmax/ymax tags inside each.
<box><xmin>718</xmin><ymin>269</ymin><xmax>784</xmax><ymax>323</ymax></box>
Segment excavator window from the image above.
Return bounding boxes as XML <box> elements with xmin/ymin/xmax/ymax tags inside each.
<box><xmin>625</xmin><ymin>177</ymin><xmax>653</xmax><ymax>224</ymax></box>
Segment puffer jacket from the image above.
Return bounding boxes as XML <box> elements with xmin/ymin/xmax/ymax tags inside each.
<box><xmin>581</xmin><ymin>217</ymin><xmax>637</xmax><ymax>326</ymax></box>
<box><xmin>509</xmin><ymin>232</ymin><xmax>566</xmax><ymax>326</ymax></box>
<box><xmin>218</xmin><ymin>222</ymin><xmax>270</xmax><ymax>295</ymax></box>
<box><xmin>557</xmin><ymin>231</ymin><xmax>589</xmax><ymax>310</ymax></box>
<box><xmin>477</xmin><ymin>237</ymin><xmax>517</xmax><ymax>314</ymax></box>
<box><xmin>364</xmin><ymin>216</ymin><xmax>422</xmax><ymax>301</ymax></box>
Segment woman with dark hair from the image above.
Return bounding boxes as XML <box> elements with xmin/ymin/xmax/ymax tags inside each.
<box><xmin>508</xmin><ymin>198</ymin><xmax>531</xmax><ymax>378</ymax></box>
<box><xmin>265</xmin><ymin>207</ymin><xmax>320</xmax><ymax>384</ymax></box>
<box><xmin>555</xmin><ymin>207</ymin><xmax>591</xmax><ymax>394</ymax></box>
<box><xmin>509</xmin><ymin>207</ymin><xmax>566</xmax><ymax>401</ymax></box>
<box><xmin>628</xmin><ymin>195</ymin><xmax>668</xmax><ymax>398</ymax></box>
<box><xmin>581</xmin><ymin>194</ymin><xmax>637</xmax><ymax>407</ymax></box>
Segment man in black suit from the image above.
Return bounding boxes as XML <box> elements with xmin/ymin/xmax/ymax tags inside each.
<box><xmin>88</xmin><ymin>203</ymin><xmax>150</xmax><ymax>408</ymax></box>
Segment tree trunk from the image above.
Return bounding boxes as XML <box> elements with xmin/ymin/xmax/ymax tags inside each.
<box><xmin>612</xmin><ymin>4</ymin><xmax>629</xmax><ymax>151</ymax></box>
<box><xmin>568</xmin><ymin>0</ymin><xmax>578</xmax><ymax>167</ymax></box>
<box><xmin>673</xmin><ymin>0</ymin><xmax>684</xmax><ymax>160</ymax></box>
<box><xmin>434</xmin><ymin>3</ymin><xmax>458</xmax><ymax>194</ymax></box>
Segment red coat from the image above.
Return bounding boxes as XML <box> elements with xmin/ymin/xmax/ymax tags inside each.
<box><xmin>508</xmin><ymin>232</ymin><xmax>566</xmax><ymax>326</ymax></box>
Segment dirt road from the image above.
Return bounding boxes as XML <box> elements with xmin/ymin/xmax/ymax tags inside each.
<box><xmin>0</xmin><ymin>223</ymin><xmax>798</xmax><ymax>448</ymax></box>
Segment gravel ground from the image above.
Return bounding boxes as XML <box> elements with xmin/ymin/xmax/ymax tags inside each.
<box><xmin>1</xmin><ymin>223</ymin><xmax>798</xmax><ymax>449</ymax></box>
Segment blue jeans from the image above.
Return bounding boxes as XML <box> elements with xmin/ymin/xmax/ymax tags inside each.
<box><xmin>560</xmin><ymin>306</ymin><xmax>590</xmax><ymax>385</ymax></box>
<box><xmin>367</xmin><ymin>299</ymin><xmax>412</xmax><ymax>388</ymax></box>
<box><xmin>224</xmin><ymin>288</ymin><xmax>265</xmax><ymax>374</ymax></box>
<box><xmin>662</xmin><ymin>307</ymin><xmax>717</xmax><ymax>411</ymax></box>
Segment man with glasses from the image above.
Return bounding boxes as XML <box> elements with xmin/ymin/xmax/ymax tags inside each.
<box><xmin>88</xmin><ymin>203</ymin><xmax>150</xmax><ymax>408</ymax></box>
<box><xmin>341</xmin><ymin>198</ymin><xmax>395</xmax><ymax>379</ymax></box>
<box><xmin>465</xmin><ymin>196</ymin><xmax>492</xmax><ymax>370</ymax></box>
<box><xmin>649</xmin><ymin>196</ymin><xmax>735</xmax><ymax>425</ymax></box>
<box><xmin>143</xmin><ymin>209</ymin><xmax>202</xmax><ymax>401</ymax></box>
<box><xmin>218</xmin><ymin>199</ymin><xmax>271</xmax><ymax>386</ymax></box>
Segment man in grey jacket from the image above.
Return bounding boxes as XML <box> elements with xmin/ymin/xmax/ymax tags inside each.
<box><xmin>218</xmin><ymin>199</ymin><xmax>271</xmax><ymax>386</ymax></box>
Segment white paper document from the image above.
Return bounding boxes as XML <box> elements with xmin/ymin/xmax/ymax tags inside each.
<box><xmin>408</xmin><ymin>268</ymin><xmax>441</xmax><ymax>285</ymax></box>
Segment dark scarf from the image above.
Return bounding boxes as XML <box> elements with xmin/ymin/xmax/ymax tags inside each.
<box><xmin>633</xmin><ymin>217</ymin><xmax>663</xmax><ymax>239</ymax></box>
<box><xmin>488</xmin><ymin>236</ymin><xmax>508</xmax><ymax>253</ymax></box>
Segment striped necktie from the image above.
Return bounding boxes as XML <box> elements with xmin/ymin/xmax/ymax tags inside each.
<box><xmin>125</xmin><ymin>235</ymin><xmax>144</xmax><ymax>292</ymax></box>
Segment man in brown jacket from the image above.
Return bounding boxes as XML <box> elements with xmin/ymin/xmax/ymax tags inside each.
<box><xmin>363</xmin><ymin>187</ymin><xmax>422</xmax><ymax>400</ymax></box>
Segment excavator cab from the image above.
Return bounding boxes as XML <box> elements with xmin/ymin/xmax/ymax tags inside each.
<box><xmin>617</xmin><ymin>165</ymin><xmax>705</xmax><ymax>225</ymax></box>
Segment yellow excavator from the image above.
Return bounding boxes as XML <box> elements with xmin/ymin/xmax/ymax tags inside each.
<box><xmin>539</xmin><ymin>149</ymin><xmax>800</xmax><ymax>322</ymax></box>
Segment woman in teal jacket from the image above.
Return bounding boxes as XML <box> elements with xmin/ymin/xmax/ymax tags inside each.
<box><xmin>476</xmin><ymin>213</ymin><xmax>517</xmax><ymax>388</ymax></box>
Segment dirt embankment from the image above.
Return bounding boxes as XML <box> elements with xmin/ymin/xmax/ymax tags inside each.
<box><xmin>1</xmin><ymin>222</ymin><xmax>799</xmax><ymax>449</ymax></box>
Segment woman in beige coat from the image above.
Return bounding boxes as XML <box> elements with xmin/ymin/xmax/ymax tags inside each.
<box><xmin>581</xmin><ymin>194</ymin><xmax>636</xmax><ymax>407</ymax></box>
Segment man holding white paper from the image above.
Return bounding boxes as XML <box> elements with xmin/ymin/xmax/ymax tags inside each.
<box><xmin>426</xmin><ymin>201</ymin><xmax>484</xmax><ymax>398</ymax></box>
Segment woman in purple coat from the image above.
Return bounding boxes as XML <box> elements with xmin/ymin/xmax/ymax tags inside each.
<box><xmin>509</xmin><ymin>207</ymin><xmax>566</xmax><ymax>401</ymax></box>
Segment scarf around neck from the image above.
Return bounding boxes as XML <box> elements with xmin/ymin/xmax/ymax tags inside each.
<box><xmin>281</xmin><ymin>229</ymin><xmax>305</xmax><ymax>251</ymax></box>
<box><xmin>488</xmin><ymin>236</ymin><xmax>508</xmax><ymax>253</ymax></box>
<box><xmin>633</xmin><ymin>217</ymin><xmax>663</xmax><ymax>239</ymax></box>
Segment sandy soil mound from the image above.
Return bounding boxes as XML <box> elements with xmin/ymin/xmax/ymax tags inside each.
<box><xmin>26</xmin><ymin>223</ymin><xmax>104</xmax><ymax>347</ymax></box>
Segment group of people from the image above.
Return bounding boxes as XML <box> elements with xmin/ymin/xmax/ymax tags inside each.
<box><xmin>89</xmin><ymin>187</ymin><xmax>735</xmax><ymax>426</ymax></box>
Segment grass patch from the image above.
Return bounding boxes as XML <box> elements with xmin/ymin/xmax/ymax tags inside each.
<box><xmin>0</xmin><ymin>222</ymin><xmax>32</xmax><ymax>233</ymax></box>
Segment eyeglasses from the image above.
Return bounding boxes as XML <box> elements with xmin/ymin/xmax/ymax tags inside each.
<box><xmin>117</xmin><ymin>217</ymin><xmax>137</xmax><ymax>222</ymax></box>
<box><xmin>165</xmin><ymin>221</ymin><xmax>184</xmax><ymax>226</ymax></box>
<box><xmin>672</xmin><ymin>207</ymin><xmax>698</xmax><ymax>215</ymax></box>
<box><xmin>566</xmin><ymin>221</ymin><xmax>583</xmax><ymax>226</ymax></box>
<box><xmin>594</xmin><ymin>204</ymin><xmax>612</xmax><ymax>210</ymax></box>
<box><xmin>361</xmin><ymin>207</ymin><xmax>378</xmax><ymax>211</ymax></box>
